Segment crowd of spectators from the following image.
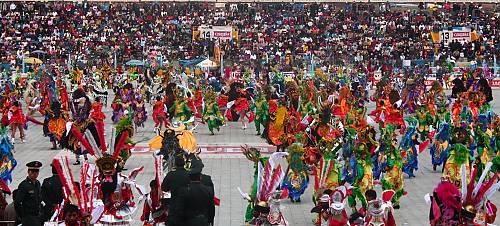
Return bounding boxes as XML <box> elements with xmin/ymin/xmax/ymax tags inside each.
<box><xmin>0</xmin><ymin>2</ymin><xmax>498</xmax><ymax>75</ymax></box>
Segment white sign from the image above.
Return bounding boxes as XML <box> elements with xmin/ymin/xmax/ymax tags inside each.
<box><xmin>439</xmin><ymin>27</ymin><xmax>472</xmax><ymax>47</ymax></box>
<box><xmin>198</xmin><ymin>25</ymin><xmax>233</xmax><ymax>41</ymax></box>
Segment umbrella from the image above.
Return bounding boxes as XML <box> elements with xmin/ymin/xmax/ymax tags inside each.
<box><xmin>24</xmin><ymin>57</ymin><xmax>43</xmax><ymax>64</ymax></box>
<box><xmin>126</xmin><ymin>59</ymin><xmax>144</xmax><ymax>66</ymax></box>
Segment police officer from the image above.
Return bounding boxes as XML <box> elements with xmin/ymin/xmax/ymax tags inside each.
<box><xmin>172</xmin><ymin>159</ymin><xmax>214</xmax><ymax>226</ymax></box>
<box><xmin>41</xmin><ymin>164</ymin><xmax>63</xmax><ymax>222</ymax></box>
<box><xmin>15</xmin><ymin>161</ymin><xmax>42</xmax><ymax>226</ymax></box>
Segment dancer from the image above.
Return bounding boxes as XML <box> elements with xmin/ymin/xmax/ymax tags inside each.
<box><xmin>282</xmin><ymin>143</ymin><xmax>309</xmax><ymax>203</ymax></box>
<box><xmin>153</xmin><ymin>96</ymin><xmax>168</xmax><ymax>133</ymax></box>
<box><xmin>133</xmin><ymin>93</ymin><xmax>147</xmax><ymax>131</ymax></box>
<box><xmin>9</xmin><ymin>101</ymin><xmax>26</xmax><ymax>143</ymax></box>
<box><xmin>61</xmin><ymin>88</ymin><xmax>93</xmax><ymax>165</ymax></box>
<box><xmin>203</xmin><ymin>90</ymin><xmax>223</xmax><ymax>135</ymax></box>
<box><xmin>43</xmin><ymin>101</ymin><xmax>66</xmax><ymax>150</ymax></box>
<box><xmin>380</xmin><ymin>125</ymin><xmax>405</xmax><ymax>209</ymax></box>
<box><xmin>253</xmin><ymin>90</ymin><xmax>269</xmax><ymax>137</ymax></box>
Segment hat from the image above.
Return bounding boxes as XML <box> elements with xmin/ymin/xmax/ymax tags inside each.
<box><xmin>26</xmin><ymin>161</ymin><xmax>42</xmax><ymax>170</ymax></box>
<box><xmin>188</xmin><ymin>158</ymin><xmax>204</xmax><ymax>175</ymax></box>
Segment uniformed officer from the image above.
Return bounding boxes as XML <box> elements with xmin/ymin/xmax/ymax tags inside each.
<box><xmin>172</xmin><ymin>159</ymin><xmax>214</xmax><ymax>226</ymax></box>
<box><xmin>41</xmin><ymin>163</ymin><xmax>63</xmax><ymax>222</ymax></box>
<box><xmin>14</xmin><ymin>161</ymin><xmax>42</xmax><ymax>226</ymax></box>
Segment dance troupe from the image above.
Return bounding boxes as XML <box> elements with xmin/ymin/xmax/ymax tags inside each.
<box><xmin>234</xmin><ymin>70</ymin><xmax>499</xmax><ymax>226</ymax></box>
<box><xmin>0</xmin><ymin>68</ymin><xmax>206</xmax><ymax>225</ymax></box>
<box><xmin>0</xmin><ymin>63</ymin><xmax>498</xmax><ymax>226</ymax></box>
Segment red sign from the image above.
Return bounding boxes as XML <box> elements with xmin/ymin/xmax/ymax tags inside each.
<box><xmin>453</xmin><ymin>32</ymin><xmax>469</xmax><ymax>38</ymax></box>
<box><xmin>213</xmin><ymin>31</ymin><xmax>230</xmax><ymax>38</ymax></box>
<box><xmin>489</xmin><ymin>79</ymin><xmax>500</xmax><ymax>88</ymax></box>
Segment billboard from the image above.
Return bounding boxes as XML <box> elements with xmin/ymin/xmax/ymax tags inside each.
<box><xmin>197</xmin><ymin>25</ymin><xmax>234</xmax><ymax>41</ymax></box>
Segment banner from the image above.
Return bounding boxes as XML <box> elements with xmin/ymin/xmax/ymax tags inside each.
<box><xmin>197</xmin><ymin>25</ymin><xmax>234</xmax><ymax>41</ymax></box>
<box><xmin>438</xmin><ymin>27</ymin><xmax>472</xmax><ymax>47</ymax></box>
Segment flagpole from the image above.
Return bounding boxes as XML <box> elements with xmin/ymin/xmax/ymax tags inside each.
<box><xmin>220</xmin><ymin>51</ymin><xmax>224</xmax><ymax>78</ymax></box>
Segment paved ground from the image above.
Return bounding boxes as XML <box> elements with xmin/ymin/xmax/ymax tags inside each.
<box><xmin>7</xmin><ymin>90</ymin><xmax>500</xmax><ymax>226</ymax></box>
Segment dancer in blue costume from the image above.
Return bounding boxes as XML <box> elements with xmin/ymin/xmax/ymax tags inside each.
<box><xmin>400</xmin><ymin>117</ymin><xmax>420</xmax><ymax>178</ymax></box>
<box><xmin>282</xmin><ymin>143</ymin><xmax>309</xmax><ymax>202</ymax></box>
<box><xmin>430</xmin><ymin>121</ymin><xmax>451</xmax><ymax>172</ymax></box>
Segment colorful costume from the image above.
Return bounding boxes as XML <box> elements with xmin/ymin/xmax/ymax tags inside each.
<box><xmin>133</xmin><ymin>94</ymin><xmax>147</xmax><ymax>129</ymax></box>
<box><xmin>240</xmin><ymin>145</ymin><xmax>269</xmax><ymax>223</ymax></box>
<box><xmin>239</xmin><ymin>152</ymin><xmax>288</xmax><ymax>226</ymax></box>
<box><xmin>427</xmin><ymin>162</ymin><xmax>499</xmax><ymax>225</ymax></box>
<box><xmin>43</xmin><ymin>101</ymin><xmax>66</xmax><ymax>149</ymax></box>
<box><xmin>203</xmin><ymin>91</ymin><xmax>223</xmax><ymax>135</ymax></box>
<box><xmin>0</xmin><ymin>127</ymin><xmax>17</xmax><ymax>194</ymax></box>
<box><xmin>364</xmin><ymin>190</ymin><xmax>397</xmax><ymax>226</ymax></box>
<box><xmin>380</xmin><ymin>126</ymin><xmax>405</xmax><ymax>207</ymax></box>
<box><xmin>400</xmin><ymin>117</ymin><xmax>420</xmax><ymax>178</ymax></box>
<box><xmin>253</xmin><ymin>93</ymin><xmax>269</xmax><ymax>136</ymax></box>
<box><xmin>282</xmin><ymin>143</ymin><xmax>309</xmax><ymax>202</ymax></box>
<box><xmin>61</xmin><ymin>88</ymin><xmax>95</xmax><ymax>164</ymax></box>
<box><xmin>443</xmin><ymin>127</ymin><xmax>472</xmax><ymax>183</ymax></box>
<box><xmin>430</xmin><ymin>122</ymin><xmax>451</xmax><ymax>171</ymax></box>
<box><xmin>170</xmin><ymin>98</ymin><xmax>193</xmax><ymax>125</ymax></box>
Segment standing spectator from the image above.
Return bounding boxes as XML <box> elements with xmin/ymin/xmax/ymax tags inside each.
<box><xmin>173</xmin><ymin>159</ymin><xmax>214</xmax><ymax>226</ymax></box>
<box><xmin>14</xmin><ymin>161</ymin><xmax>43</xmax><ymax>226</ymax></box>
<box><xmin>40</xmin><ymin>164</ymin><xmax>63</xmax><ymax>223</ymax></box>
<box><xmin>161</xmin><ymin>156</ymin><xmax>190</xmax><ymax>226</ymax></box>
<box><xmin>4</xmin><ymin>189</ymin><xmax>18</xmax><ymax>226</ymax></box>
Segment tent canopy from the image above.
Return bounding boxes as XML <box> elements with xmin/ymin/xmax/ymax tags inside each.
<box><xmin>197</xmin><ymin>59</ymin><xmax>217</xmax><ymax>68</ymax></box>
<box><xmin>126</xmin><ymin>59</ymin><xmax>144</xmax><ymax>66</ymax></box>
<box><xmin>178</xmin><ymin>57</ymin><xmax>206</xmax><ymax>67</ymax></box>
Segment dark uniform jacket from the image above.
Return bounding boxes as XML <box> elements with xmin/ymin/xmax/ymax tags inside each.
<box><xmin>173</xmin><ymin>181</ymin><xmax>214</xmax><ymax>226</ymax></box>
<box><xmin>201</xmin><ymin>174</ymin><xmax>215</xmax><ymax>225</ymax></box>
<box><xmin>41</xmin><ymin>175</ymin><xmax>63</xmax><ymax>222</ymax></box>
<box><xmin>15</xmin><ymin>177</ymin><xmax>42</xmax><ymax>226</ymax></box>
<box><xmin>161</xmin><ymin>168</ymin><xmax>190</xmax><ymax>198</ymax></box>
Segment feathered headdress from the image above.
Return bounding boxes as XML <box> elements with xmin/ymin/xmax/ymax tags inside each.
<box><xmin>256</xmin><ymin>160</ymin><xmax>287</xmax><ymax>206</ymax></box>
<box><xmin>460</xmin><ymin>163</ymin><xmax>500</xmax><ymax>220</ymax></box>
<box><xmin>69</xmin><ymin>119</ymin><xmax>134</xmax><ymax>173</ymax></box>
<box><xmin>314</xmin><ymin>155</ymin><xmax>337</xmax><ymax>192</ymax></box>
<box><xmin>51</xmin><ymin>156</ymin><xmax>100</xmax><ymax>222</ymax></box>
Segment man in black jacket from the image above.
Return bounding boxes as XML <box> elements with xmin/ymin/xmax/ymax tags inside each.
<box><xmin>162</xmin><ymin>156</ymin><xmax>190</xmax><ymax>226</ymax></box>
<box><xmin>41</xmin><ymin>164</ymin><xmax>63</xmax><ymax>222</ymax></box>
<box><xmin>172</xmin><ymin>159</ymin><xmax>214</xmax><ymax>226</ymax></box>
<box><xmin>161</xmin><ymin>156</ymin><xmax>190</xmax><ymax>199</ymax></box>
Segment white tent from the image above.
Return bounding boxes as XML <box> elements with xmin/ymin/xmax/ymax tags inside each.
<box><xmin>196</xmin><ymin>59</ymin><xmax>218</xmax><ymax>69</ymax></box>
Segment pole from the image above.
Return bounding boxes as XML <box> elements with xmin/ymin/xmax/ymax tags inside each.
<box><xmin>220</xmin><ymin>52</ymin><xmax>224</xmax><ymax>77</ymax></box>
<box><xmin>495</xmin><ymin>55</ymin><xmax>498</xmax><ymax>75</ymax></box>
<box><xmin>114</xmin><ymin>51</ymin><xmax>117</xmax><ymax>70</ymax></box>
<box><xmin>22</xmin><ymin>54</ymin><xmax>25</xmax><ymax>73</ymax></box>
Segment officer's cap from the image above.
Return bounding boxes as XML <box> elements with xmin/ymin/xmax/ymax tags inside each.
<box><xmin>26</xmin><ymin>161</ymin><xmax>42</xmax><ymax>171</ymax></box>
